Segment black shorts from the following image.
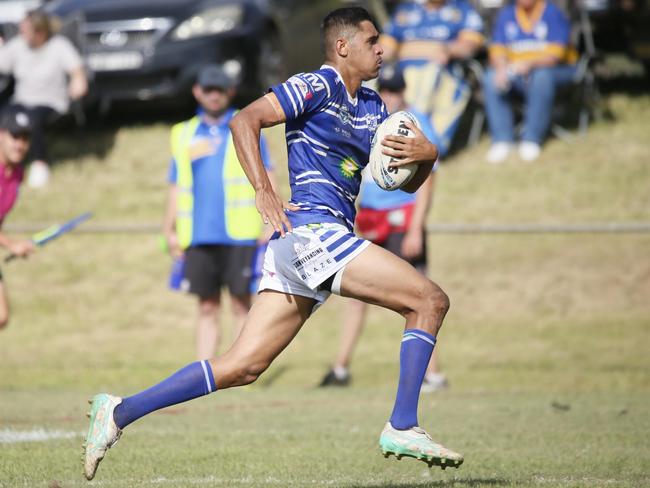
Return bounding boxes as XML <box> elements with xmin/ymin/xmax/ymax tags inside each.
<box><xmin>184</xmin><ymin>244</ymin><xmax>257</xmax><ymax>299</ymax></box>
<box><xmin>380</xmin><ymin>231</ymin><xmax>427</xmax><ymax>273</ymax></box>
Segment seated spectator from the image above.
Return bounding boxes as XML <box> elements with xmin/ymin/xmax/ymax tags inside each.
<box><xmin>0</xmin><ymin>107</ymin><xmax>36</xmax><ymax>329</ymax></box>
<box><xmin>380</xmin><ymin>0</ymin><xmax>484</xmax><ymax>157</ymax></box>
<box><xmin>0</xmin><ymin>10</ymin><xmax>88</xmax><ymax>188</ymax></box>
<box><xmin>483</xmin><ymin>0</ymin><xmax>578</xmax><ymax>163</ymax></box>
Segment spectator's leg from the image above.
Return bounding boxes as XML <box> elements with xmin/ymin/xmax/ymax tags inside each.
<box><xmin>483</xmin><ymin>68</ymin><xmax>515</xmax><ymax>163</ymax></box>
<box><xmin>522</xmin><ymin>67</ymin><xmax>559</xmax><ymax>145</ymax></box>
<box><xmin>196</xmin><ymin>294</ymin><xmax>221</xmax><ymax>360</ymax></box>
<box><xmin>483</xmin><ymin>68</ymin><xmax>515</xmax><ymax>144</ymax></box>
<box><xmin>25</xmin><ymin>106</ymin><xmax>58</xmax><ymax>188</ymax></box>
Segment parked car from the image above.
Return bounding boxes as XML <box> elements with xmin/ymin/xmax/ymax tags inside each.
<box><xmin>42</xmin><ymin>0</ymin><xmax>344</xmax><ymax>109</ymax></box>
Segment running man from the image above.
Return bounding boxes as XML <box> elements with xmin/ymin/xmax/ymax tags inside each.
<box><xmin>83</xmin><ymin>7</ymin><xmax>463</xmax><ymax>481</ymax></box>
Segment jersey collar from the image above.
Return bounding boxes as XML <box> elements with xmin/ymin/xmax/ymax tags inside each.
<box><xmin>321</xmin><ymin>64</ymin><xmax>358</xmax><ymax>106</ymax></box>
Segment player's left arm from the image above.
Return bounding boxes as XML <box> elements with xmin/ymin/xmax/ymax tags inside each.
<box><xmin>230</xmin><ymin>93</ymin><xmax>298</xmax><ymax>236</ymax></box>
<box><xmin>382</xmin><ymin>121</ymin><xmax>438</xmax><ymax>194</ymax></box>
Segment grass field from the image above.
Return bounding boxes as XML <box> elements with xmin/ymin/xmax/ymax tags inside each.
<box><xmin>0</xmin><ymin>92</ymin><xmax>649</xmax><ymax>487</ymax></box>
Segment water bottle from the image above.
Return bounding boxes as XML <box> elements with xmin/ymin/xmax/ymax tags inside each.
<box><xmin>169</xmin><ymin>256</ymin><xmax>186</xmax><ymax>291</ymax></box>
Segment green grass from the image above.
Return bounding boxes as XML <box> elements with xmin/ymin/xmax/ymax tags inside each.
<box><xmin>0</xmin><ymin>94</ymin><xmax>649</xmax><ymax>487</ymax></box>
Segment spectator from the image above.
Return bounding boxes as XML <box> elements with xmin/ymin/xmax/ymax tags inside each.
<box><xmin>163</xmin><ymin>64</ymin><xmax>275</xmax><ymax>360</ymax></box>
<box><xmin>381</xmin><ymin>0</ymin><xmax>484</xmax><ymax>157</ymax></box>
<box><xmin>0</xmin><ymin>10</ymin><xmax>88</xmax><ymax>188</ymax></box>
<box><xmin>320</xmin><ymin>66</ymin><xmax>447</xmax><ymax>392</ymax></box>
<box><xmin>0</xmin><ymin>107</ymin><xmax>36</xmax><ymax>329</ymax></box>
<box><xmin>483</xmin><ymin>0</ymin><xmax>578</xmax><ymax>163</ymax></box>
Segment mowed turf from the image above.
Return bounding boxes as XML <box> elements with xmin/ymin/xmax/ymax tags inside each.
<box><xmin>0</xmin><ymin>94</ymin><xmax>649</xmax><ymax>487</ymax></box>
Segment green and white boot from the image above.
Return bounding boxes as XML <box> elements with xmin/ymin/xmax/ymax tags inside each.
<box><xmin>83</xmin><ymin>393</ymin><xmax>123</xmax><ymax>480</ymax></box>
<box><xmin>379</xmin><ymin>422</ymin><xmax>463</xmax><ymax>469</ymax></box>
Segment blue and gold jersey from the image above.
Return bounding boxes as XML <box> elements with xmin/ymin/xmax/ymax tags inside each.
<box><xmin>489</xmin><ymin>1</ymin><xmax>576</xmax><ymax>64</ymax></box>
<box><xmin>383</xmin><ymin>0</ymin><xmax>484</xmax><ymax>66</ymax></box>
<box><xmin>270</xmin><ymin>65</ymin><xmax>388</xmax><ymax>230</ymax></box>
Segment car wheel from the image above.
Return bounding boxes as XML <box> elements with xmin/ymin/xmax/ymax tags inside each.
<box><xmin>257</xmin><ymin>32</ymin><xmax>286</xmax><ymax>90</ymax></box>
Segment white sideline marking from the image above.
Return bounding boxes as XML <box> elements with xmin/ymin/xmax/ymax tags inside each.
<box><xmin>0</xmin><ymin>428</ymin><xmax>78</xmax><ymax>444</ymax></box>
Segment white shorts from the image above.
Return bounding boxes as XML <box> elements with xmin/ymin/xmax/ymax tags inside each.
<box><xmin>258</xmin><ymin>222</ymin><xmax>370</xmax><ymax>307</ymax></box>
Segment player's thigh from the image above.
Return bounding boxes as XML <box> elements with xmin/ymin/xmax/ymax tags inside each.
<box><xmin>212</xmin><ymin>290</ymin><xmax>316</xmax><ymax>382</ymax></box>
<box><xmin>339</xmin><ymin>242</ymin><xmax>436</xmax><ymax>316</ymax></box>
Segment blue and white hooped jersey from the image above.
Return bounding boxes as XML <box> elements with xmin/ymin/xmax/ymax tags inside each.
<box><xmin>270</xmin><ymin>65</ymin><xmax>388</xmax><ymax>231</ymax></box>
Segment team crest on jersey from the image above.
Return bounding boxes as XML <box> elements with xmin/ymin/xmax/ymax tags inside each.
<box><xmin>339</xmin><ymin>156</ymin><xmax>360</xmax><ymax>179</ymax></box>
<box><xmin>366</xmin><ymin>114</ymin><xmax>380</xmax><ymax>132</ymax></box>
<box><xmin>534</xmin><ymin>22</ymin><xmax>548</xmax><ymax>40</ymax></box>
<box><xmin>441</xmin><ymin>6</ymin><xmax>462</xmax><ymax>23</ymax></box>
<box><xmin>506</xmin><ymin>22</ymin><xmax>519</xmax><ymax>40</ymax></box>
<box><xmin>338</xmin><ymin>104</ymin><xmax>352</xmax><ymax>126</ymax></box>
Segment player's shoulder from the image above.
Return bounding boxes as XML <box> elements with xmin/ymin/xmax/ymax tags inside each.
<box><xmin>286</xmin><ymin>67</ymin><xmax>339</xmax><ymax>97</ymax></box>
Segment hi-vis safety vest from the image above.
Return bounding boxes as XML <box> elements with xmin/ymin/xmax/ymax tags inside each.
<box><xmin>170</xmin><ymin>115</ymin><xmax>262</xmax><ymax>249</ymax></box>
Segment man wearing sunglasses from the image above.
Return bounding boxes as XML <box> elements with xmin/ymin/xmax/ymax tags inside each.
<box><xmin>163</xmin><ymin>64</ymin><xmax>275</xmax><ymax>360</ymax></box>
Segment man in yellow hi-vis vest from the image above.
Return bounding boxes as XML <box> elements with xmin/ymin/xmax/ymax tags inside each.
<box><xmin>163</xmin><ymin>64</ymin><xmax>275</xmax><ymax>360</ymax></box>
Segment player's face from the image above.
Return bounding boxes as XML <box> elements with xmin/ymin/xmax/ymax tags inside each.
<box><xmin>193</xmin><ymin>85</ymin><xmax>235</xmax><ymax>117</ymax></box>
<box><xmin>0</xmin><ymin>131</ymin><xmax>30</xmax><ymax>166</ymax></box>
<box><xmin>349</xmin><ymin>20</ymin><xmax>383</xmax><ymax>81</ymax></box>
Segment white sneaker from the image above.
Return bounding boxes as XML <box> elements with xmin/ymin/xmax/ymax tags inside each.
<box><xmin>518</xmin><ymin>141</ymin><xmax>542</xmax><ymax>162</ymax></box>
<box><xmin>421</xmin><ymin>372</ymin><xmax>449</xmax><ymax>393</ymax></box>
<box><xmin>27</xmin><ymin>160</ymin><xmax>50</xmax><ymax>188</ymax></box>
<box><xmin>485</xmin><ymin>143</ymin><xmax>512</xmax><ymax>164</ymax></box>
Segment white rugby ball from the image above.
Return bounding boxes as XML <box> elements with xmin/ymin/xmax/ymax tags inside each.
<box><xmin>369</xmin><ymin>111</ymin><xmax>421</xmax><ymax>191</ymax></box>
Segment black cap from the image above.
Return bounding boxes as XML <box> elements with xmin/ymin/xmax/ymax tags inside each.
<box><xmin>378</xmin><ymin>64</ymin><xmax>406</xmax><ymax>92</ymax></box>
<box><xmin>197</xmin><ymin>64</ymin><xmax>236</xmax><ymax>89</ymax></box>
<box><xmin>0</xmin><ymin>107</ymin><xmax>32</xmax><ymax>136</ymax></box>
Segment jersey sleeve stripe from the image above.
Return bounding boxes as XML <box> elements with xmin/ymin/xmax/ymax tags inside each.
<box><xmin>282</xmin><ymin>83</ymin><xmax>299</xmax><ymax>118</ymax></box>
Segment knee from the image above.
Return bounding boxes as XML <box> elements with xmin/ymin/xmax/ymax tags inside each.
<box><xmin>529</xmin><ymin>68</ymin><xmax>555</xmax><ymax>92</ymax></box>
<box><xmin>415</xmin><ymin>280</ymin><xmax>450</xmax><ymax>321</ymax></box>
<box><xmin>198</xmin><ymin>299</ymin><xmax>219</xmax><ymax>316</ymax></box>
<box><xmin>483</xmin><ymin>68</ymin><xmax>497</xmax><ymax>92</ymax></box>
<box><xmin>217</xmin><ymin>357</ymin><xmax>271</xmax><ymax>388</ymax></box>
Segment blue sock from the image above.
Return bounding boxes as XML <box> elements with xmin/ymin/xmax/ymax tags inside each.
<box><xmin>113</xmin><ymin>360</ymin><xmax>217</xmax><ymax>429</ymax></box>
<box><xmin>389</xmin><ymin>329</ymin><xmax>436</xmax><ymax>430</ymax></box>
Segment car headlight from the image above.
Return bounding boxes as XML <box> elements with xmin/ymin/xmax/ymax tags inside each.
<box><xmin>171</xmin><ymin>4</ymin><xmax>243</xmax><ymax>41</ymax></box>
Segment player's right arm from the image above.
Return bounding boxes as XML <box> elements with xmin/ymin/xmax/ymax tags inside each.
<box><xmin>229</xmin><ymin>93</ymin><xmax>297</xmax><ymax>237</ymax></box>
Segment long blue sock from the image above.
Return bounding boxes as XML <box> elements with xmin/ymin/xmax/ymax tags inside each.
<box><xmin>113</xmin><ymin>360</ymin><xmax>217</xmax><ymax>429</ymax></box>
<box><xmin>389</xmin><ymin>329</ymin><xmax>436</xmax><ymax>430</ymax></box>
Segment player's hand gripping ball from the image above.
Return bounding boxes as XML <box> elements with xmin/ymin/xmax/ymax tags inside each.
<box><xmin>369</xmin><ymin>111</ymin><xmax>421</xmax><ymax>191</ymax></box>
